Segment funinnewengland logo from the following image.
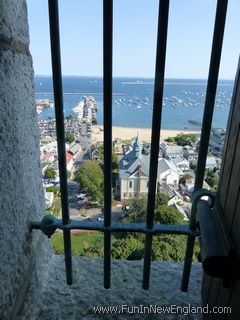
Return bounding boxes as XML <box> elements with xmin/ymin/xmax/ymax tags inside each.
<box><xmin>93</xmin><ymin>304</ymin><xmax>231</xmax><ymax>315</ymax></box>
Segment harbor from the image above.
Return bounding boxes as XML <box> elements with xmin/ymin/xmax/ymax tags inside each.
<box><xmin>35</xmin><ymin>77</ymin><xmax>233</xmax><ymax>130</ymax></box>
<box><xmin>36</xmin><ymin>98</ymin><xmax>53</xmax><ymax>115</ymax></box>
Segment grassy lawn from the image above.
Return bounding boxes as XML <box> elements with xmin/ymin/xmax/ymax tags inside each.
<box><xmin>51</xmin><ymin>231</ymin><xmax>104</xmax><ymax>256</ymax></box>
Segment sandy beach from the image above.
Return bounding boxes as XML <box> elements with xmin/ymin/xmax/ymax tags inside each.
<box><xmin>92</xmin><ymin>125</ymin><xmax>200</xmax><ymax>143</ymax></box>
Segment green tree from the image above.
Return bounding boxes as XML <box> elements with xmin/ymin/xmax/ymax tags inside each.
<box><xmin>155</xmin><ymin>192</ymin><xmax>168</xmax><ymax>208</ymax></box>
<box><xmin>205</xmin><ymin>169</ymin><xmax>218</xmax><ymax>189</ymax></box>
<box><xmin>165</xmin><ymin>137</ymin><xmax>175</xmax><ymax>143</ymax></box>
<box><xmin>152</xmin><ymin>235</ymin><xmax>187</xmax><ymax>261</ymax></box>
<box><xmin>96</xmin><ymin>144</ymin><xmax>118</xmax><ymax>171</ymax></box>
<box><xmin>67</xmin><ymin>170</ymin><xmax>71</xmax><ymax>179</ymax></box>
<box><xmin>112</xmin><ymin>153</ymin><xmax>119</xmax><ymax>171</ymax></box>
<box><xmin>65</xmin><ymin>132</ymin><xmax>75</xmax><ymax>144</ymax></box>
<box><xmin>174</xmin><ymin>133</ymin><xmax>197</xmax><ymax>147</ymax></box>
<box><xmin>65</xmin><ymin>114</ymin><xmax>73</xmax><ymax>120</ymax></box>
<box><xmin>127</xmin><ymin>193</ymin><xmax>177</xmax><ymax>223</ymax></box>
<box><xmin>127</xmin><ymin>196</ymin><xmax>147</xmax><ymax>222</ymax></box>
<box><xmin>46</xmin><ymin>186</ymin><xmax>60</xmax><ymax>195</ymax></box>
<box><xmin>111</xmin><ymin>236</ymin><xmax>144</xmax><ymax>260</ymax></box>
<box><xmin>75</xmin><ymin>161</ymin><xmax>103</xmax><ymax>203</ymax></box>
<box><xmin>154</xmin><ymin>205</ymin><xmax>184</xmax><ymax>225</ymax></box>
<box><xmin>44</xmin><ymin>168</ymin><xmax>56</xmax><ymax>179</ymax></box>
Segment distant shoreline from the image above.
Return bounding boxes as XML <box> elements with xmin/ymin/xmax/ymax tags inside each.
<box><xmin>92</xmin><ymin>125</ymin><xmax>200</xmax><ymax>143</ymax></box>
<box><xmin>34</xmin><ymin>75</ymin><xmax>234</xmax><ymax>82</ymax></box>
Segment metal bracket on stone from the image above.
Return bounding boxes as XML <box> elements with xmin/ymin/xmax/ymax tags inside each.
<box><xmin>31</xmin><ymin>215</ymin><xmax>60</xmax><ymax>238</ymax></box>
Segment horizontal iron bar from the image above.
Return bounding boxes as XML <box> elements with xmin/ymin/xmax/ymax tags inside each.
<box><xmin>31</xmin><ymin>217</ymin><xmax>199</xmax><ymax>237</ymax></box>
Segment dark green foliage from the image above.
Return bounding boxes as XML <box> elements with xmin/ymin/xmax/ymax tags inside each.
<box><xmin>96</xmin><ymin>144</ymin><xmax>118</xmax><ymax>171</ymax></box>
<box><xmin>51</xmin><ymin>178</ymin><xmax>200</xmax><ymax>262</ymax></box>
<box><xmin>152</xmin><ymin>235</ymin><xmax>186</xmax><ymax>261</ymax></box>
<box><xmin>65</xmin><ymin>114</ymin><xmax>73</xmax><ymax>120</ymax></box>
<box><xmin>46</xmin><ymin>186</ymin><xmax>60</xmax><ymax>195</ymax></box>
<box><xmin>111</xmin><ymin>236</ymin><xmax>144</xmax><ymax>260</ymax></box>
<box><xmin>205</xmin><ymin>168</ymin><xmax>218</xmax><ymax>189</ymax></box>
<box><xmin>75</xmin><ymin>161</ymin><xmax>103</xmax><ymax>203</ymax></box>
<box><xmin>67</xmin><ymin>170</ymin><xmax>71</xmax><ymax>179</ymax></box>
<box><xmin>155</xmin><ymin>192</ymin><xmax>168</xmax><ymax>207</ymax></box>
<box><xmin>154</xmin><ymin>205</ymin><xmax>184</xmax><ymax>225</ymax></box>
<box><xmin>112</xmin><ymin>153</ymin><xmax>119</xmax><ymax>171</ymax></box>
<box><xmin>126</xmin><ymin>192</ymin><xmax>169</xmax><ymax>222</ymax></box>
<box><xmin>165</xmin><ymin>137</ymin><xmax>175</xmax><ymax>143</ymax></box>
<box><xmin>44</xmin><ymin>167</ymin><xmax>56</xmax><ymax>179</ymax></box>
<box><xmin>174</xmin><ymin>133</ymin><xmax>197</xmax><ymax>147</ymax></box>
<box><xmin>126</xmin><ymin>196</ymin><xmax>147</xmax><ymax>222</ymax></box>
<box><xmin>52</xmin><ymin>230</ymin><xmax>200</xmax><ymax>263</ymax></box>
<box><xmin>64</xmin><ymin>132</ymin><xmax>75</xmax><ymax>143</ymax></box>
<box><xmin>165</xmin><ymin>133</ymin><xmax>197</xmax><ymax>146</ymax></box>
<box><xmin>83</xmin><ymin>246</ymin><xmax>104</xmax><ymax>258</ymax></box>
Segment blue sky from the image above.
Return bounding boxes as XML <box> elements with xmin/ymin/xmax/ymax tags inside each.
<box><xmin>27</xmin><ymin>0</ymin><xmax>240</xmax><ymax>79</ymax></box>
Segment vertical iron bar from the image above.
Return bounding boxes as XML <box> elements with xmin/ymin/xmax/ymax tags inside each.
<box><xmin>103</xmin><ymin>0</ymin><xmax>113</xmax><ymax>289</ymax></box>
<box><xmin>181</xmin><ymin>235</ymin><xmax>195</xmax><ymax>292</ymax></box>
<box><xmin>194</xmin><ymin>0</ymin><xmax>228</xmax><ymax>190</ymax></box>
<box><xmin>48</xmin><ymin>0</ymin><xmax>72</xmax><ymax>285</ymax></box>
<box><xmin>143</xmin><ymin>0</ymin><xmax>169</xmax><ymax>290</ymax></box>
<box><xmin>182</xmin><ymin>0</ymin><xmax>228</xmax><ymax>292</ymax></box>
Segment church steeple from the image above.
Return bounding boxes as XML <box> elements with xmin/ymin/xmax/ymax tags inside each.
<box><xmin>133</xmin><ymin>132</ymin><xmax>141</xmax><ymax>158</ymax></box>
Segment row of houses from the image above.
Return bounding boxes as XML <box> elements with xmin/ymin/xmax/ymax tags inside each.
<box><xmin>40</xmin><ymin>135</ymin><xmax>82</xmax><ymax>209</ymax></box>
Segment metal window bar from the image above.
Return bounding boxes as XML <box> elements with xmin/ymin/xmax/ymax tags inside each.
<box><xmin>31</xmin><ymin>0</ymin><xmax>228</xmax><ymax>292</ymax></box>
<box><xmin>48</xmin><ymin>0</ymin><xmax>72</xmax><ymax>285</ymax></box>
<box><xmin>143</xmin><ymin>0</ymin><xmax>169</xmax><ymax>290</ymax></box>
<box><xmin>181</xmin><ymin>0</ymin><xmax>228</xmax><ymax>292</ymax></box>
<box><xmin>103</xmin><ymin>0</ymin><xmax>113</xmax><ymax>289</ymax></box>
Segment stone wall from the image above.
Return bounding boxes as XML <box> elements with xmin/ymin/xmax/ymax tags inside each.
<box><xmin>18</xmin><ymin>257</ymin><xmax>203</xmax><ymax>320</ymax></box>
<box><xmin>0</xmin><ymin>1</ymin><xmax>51</xmax><ymax>319</ymax></box>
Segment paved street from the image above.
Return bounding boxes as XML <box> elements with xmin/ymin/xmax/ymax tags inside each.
<box><xmin>67</xmin><ymin>180</ymin><xmax>124</xmax><ymax>222</ymax></box>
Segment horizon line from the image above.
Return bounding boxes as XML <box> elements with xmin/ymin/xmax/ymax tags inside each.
<box><xmin>34</xmin><ymin>75</ymin><xmax>234</xmax><ymax>81</ymax></box>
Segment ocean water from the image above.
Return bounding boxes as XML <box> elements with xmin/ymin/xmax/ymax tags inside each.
<box><xmin>35</xmin><ymin>76</ymin><xmax>234</xmax><ymax>130</ymax></box>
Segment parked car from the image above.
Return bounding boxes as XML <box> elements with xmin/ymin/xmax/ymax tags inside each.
<box><xmin>76</xmin><ymin>193</ymin><xmax>86</xmax><ymax>198</ymax></box>
<box><xmin>98</xmin><ymin>216</ymin><xmax>104</xmax><ymax>221</ymax></box>
<box><xmin>77</xmin><ymin>199</ymin><xmax>86</xmax><ymax>205</ymax></box>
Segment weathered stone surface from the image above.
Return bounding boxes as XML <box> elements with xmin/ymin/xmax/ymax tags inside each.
<box><xmin>0</xmin><ymin>0</ymin><xmax>30</xmax><ymax>47</ymax></box>
<box><xmin>0</xmin><ymin>1</ymin><xmax>47</xmax><ymax>319</ymax></box>
<box><xmin>18</xmin><ymin>257</ymin><xmax>203</xmax><ymax>320</ymax></box>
